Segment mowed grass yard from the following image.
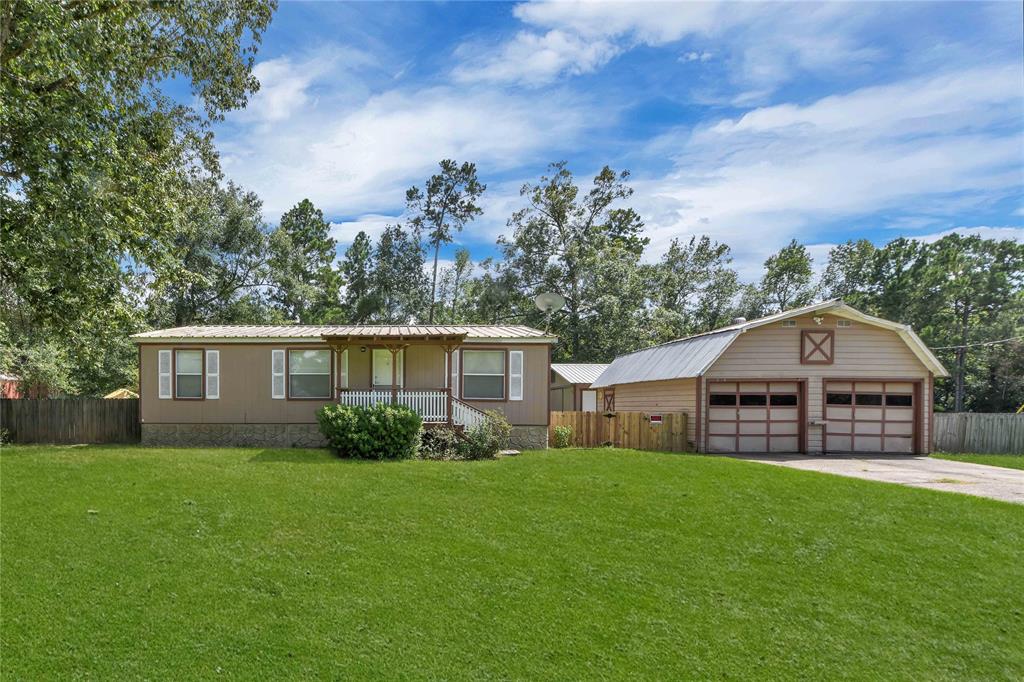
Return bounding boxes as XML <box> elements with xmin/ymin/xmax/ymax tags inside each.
<box><xmin>931</xmin><ymin>453</ymin><xmax>1024</xmax><ymax>471</ymax></box>
<box><xmin>2</xmin><ymin>446</ymin><xmax>1023</xmax><ymax>680</ymax></box>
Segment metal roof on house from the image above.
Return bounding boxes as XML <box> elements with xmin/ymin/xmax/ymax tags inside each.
<box><xmin>551</xmin><ymin>363</ymin><xmax>610</xmax><ymax>385</ymax></box>
<box><xmin>131</xmin><ymin>324</ymin><xmax>555</xmax><ymax>343</ymax></box>
<box><xmin>590</xmin><ymin>330</ymin><xmax>740</xmax><ymax>388</ymax></box>
<box><xmin>592</xmin><ymin>299</ymin><xmax>948</xmax><ymax>387</ymax></box>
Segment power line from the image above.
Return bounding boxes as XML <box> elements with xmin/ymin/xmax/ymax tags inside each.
<box><xmin>930</xmin><ymin>335</ymin><xmax>1024</xmax><ymax>350</ymax></box>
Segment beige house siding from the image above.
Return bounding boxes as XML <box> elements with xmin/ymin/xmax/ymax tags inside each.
<box><xmin>140</xmin><ymin>342</ymin><xmax>550</xmax><ymax>427</ymax></box>
<box><xmin>702</xmin><ymin>314</ymin><xmax>932</xmax><ymax>454</ymax></box>
<box><xmin>597</xmin><ymin>378</ymin><xmax>698</xmax><ymax>449</ymax></box>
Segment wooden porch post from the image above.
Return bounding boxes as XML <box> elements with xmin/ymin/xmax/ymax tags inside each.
<box><xmin>389</xmin><ymin>346</ymin><xmax>399</xmax><ymax>405</ymax></box>
<box><xmin>443</xmin><ymin>345</ymin><xmax>454</xmax><ymax>426</ymax></box>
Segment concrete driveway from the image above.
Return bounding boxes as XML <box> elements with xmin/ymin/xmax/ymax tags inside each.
<box><xmin>732</xmin><ymin>454</ymin><xmax>1024</xmax><ymax>504</ymax></box>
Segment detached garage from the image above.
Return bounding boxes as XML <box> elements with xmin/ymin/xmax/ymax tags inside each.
<box><xmin>591</xmin><ymin>300</ymin><xmax>948</xmax><ymax>455</ymax></box>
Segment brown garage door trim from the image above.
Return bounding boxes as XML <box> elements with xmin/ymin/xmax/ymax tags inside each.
<box><xmin>823</xmin><ymin>378</ymin><xmax>924</xmax><ymax>455</ymax></box>
<box><xmin>705</xmin><ymin>378</ymin><xmax>807</xmax><ymax>454</ymax></box>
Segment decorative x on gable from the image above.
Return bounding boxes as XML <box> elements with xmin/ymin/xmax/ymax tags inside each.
<box><xmin>801</xmin><ymin>330</ymin><xmax>835</xmax><ymax>364</ymax></box>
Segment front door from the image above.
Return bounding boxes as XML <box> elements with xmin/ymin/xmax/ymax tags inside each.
<box><xmin>372</xmin><ymin>349</ymin><xmax>404</xmax><ymax>388</ymax></box>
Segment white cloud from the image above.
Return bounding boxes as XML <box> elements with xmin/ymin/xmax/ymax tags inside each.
<box><xmin>915</xmin><ymin>226</ymin><xmax>1024</xmax><ymax>244</ymax></box>
<box><xmin>455</xmin><ymin>1</ymin><xmax>883</xmax><ymax>91</ymax></box>
<box><xmin>628</xmin><ymin>64</ymin><xmax>1023</xmax><ymax>278</ymax></box>
<box><xmin>235</xmin><ymin>47</ymin><xmax>371</xmax><ymax>124</ymax></box>
<box><xmin>329</xmin><ymin>214</ymin><xmax>398</xmax><ymax>247</ymax></box>
<box><xmin>219</xmin><ymin>86</ymin><xmax>593</xmax><ymax>221</ymax></box>
<box><xmin>453</xmin><ymin>30</ymin><xmax>619</xmax><ymax>86</ymax></box>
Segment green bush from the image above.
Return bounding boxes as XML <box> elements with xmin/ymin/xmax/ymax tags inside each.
<box><xmin>419</xmin><ymin>426</ymin><xmax>464</xmax><ymax>461</ymax></box>
<box><xmin>419</xmin><ymin>411</ymin><xmax>512</xmax><ymax>461</ymax></box>
<box><xmin>316</xmin><ymin>403</ymin><xmax>421</xmax><ymax>460</ymax></box>
<box><xmin>552</xmin><ymin>425</ymin><xmax>573</xmax><ymax>448</ymax></box>
<box><xmin>462</xmin><ymin>410</ymin><xmax>512</xmax><ymax>460</ymax></box>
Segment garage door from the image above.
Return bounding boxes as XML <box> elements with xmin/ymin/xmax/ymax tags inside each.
<box><xmin>824</xmin><ymin>381</ymin><xmax>916</xmax><ymax>454</ymax></box>
<box><xmin>707</xmin><ymin>381</ymin><xmax>802</xmax><ymax>453</ymax></box>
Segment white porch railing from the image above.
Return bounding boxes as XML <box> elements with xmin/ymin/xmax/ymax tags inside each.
<box><xmin>336</xmin><ymin>389</ymin><xmax>489</xmax><ymax>430</ymax></box>
<box><xmin>338</xmin><ymin>390</ymin><xmax>448</xmax><ymax>423</ymax></box>
<box><xmin>452</xmin><ymin>398</ymin><xmax>487</xmax><ymax>430</ymax></box>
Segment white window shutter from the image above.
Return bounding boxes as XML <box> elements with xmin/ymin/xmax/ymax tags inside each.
<box><xmin>158</xmin><ymin>350</ymin><xmax>172</xmax><ymax>399</ymax></box>
<box><xmin>272</xmin><ymin>349</ymin><xmax>286</xmax><ymax>399</ymax></box>
<box><xmin>206</xmin><ymin>350</ymin><xmax>220</xmax><ymax>399</ymax></box>
<box><xmin>509</xmin><ymin>350</ymin><xmax>524</xmax><ymax>401</ymax></box>
<box><xmin>450</xmin><ymin>349</ymin><xmax>459</xmax><ymax>396</ymax></box>
<box><xmin>339</xmin><ymin>349</ymin><xmax>349</xmax><ymax>389</ymax></box>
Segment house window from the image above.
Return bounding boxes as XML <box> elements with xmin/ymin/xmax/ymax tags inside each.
<box><xmin>837</xmin><ymin>319</ymin><xmax>852</xmax><ymax>328</ymax></box>
<box><xmin>462</xmin><ymin>350</ymin><xmax>504</xmax><ymax>400</ymax></box>
<box><xmin>175</xmin><ymin>350</ymin><xmax>203</xmax><ymax>399</ymax></box>
<box><xmin>769</xmin><ymin>394</ymin><xmax>798</xmax><ymax>406</ymax></box>
<box><xmin>854</xmin><ymin>393</ymin><xmax>883</xmax><ymax>406</ymax></box>
<box><xmin>289</xmin><ymin>349</ymin><xmax>331</xmax><ymax>399</ymax></box>
<box><xmin>781</xmin><ymin>320</ymin><xmax>797</xmax><ymax>328</ymax></box>
<box><xmin>709</xmin><ymin>394</ymin><xmax>736</xmax><ymax>406</ymax></box>
<box><xmin>826</xmin><ymin>392</ymin><xmax>852</xmax><ymax>405</ymax></box>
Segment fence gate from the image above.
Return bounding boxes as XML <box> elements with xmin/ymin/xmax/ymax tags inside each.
<box><xmin>1</xmin><ymin>398</ymin><xmax>140</xmax><ymax>444</ymax></box>
<box><xmin>549</xmin><ymin>411</ymin><xmax>688</xmax><ymax>453</ymax></box>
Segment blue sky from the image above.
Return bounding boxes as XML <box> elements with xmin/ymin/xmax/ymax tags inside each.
<box><xmin>210</xmin><ymin>1</ymin><xmax>1024</xmax><ymax>279</ymax></box>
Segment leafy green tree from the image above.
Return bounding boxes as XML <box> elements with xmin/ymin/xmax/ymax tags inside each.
<box><xmin>371</xmin><ymin>224</ymin><xmax>428</xmax><ymax>323</ymax></box>
<box><xmin>340</xmin><ymin>231</ymin><xmax>375</xmax><ymax>323</ymax></box>
<box><xmin>652</xmin><ymin>236</ymin><xmax>740</xmax><ymax>339</ymax></box>
<box><xmin>460</xmin><ymin>259</ymin><xmax>517</xmax><ymax>325</ymax></box>
<box><xmin>500</xmin><ymin>162</ymin><xmax>648</xmax><ymax>361</ymax></box>
<box><xmin>818</xmin><ymin>239</ymin><xmax>879</xmax><ymax>307</ymax></box>
<box><xmin>759</xmin><ymin>240</ymin><xmax>817</xmax><ymax>313</ymax></box>
<box><xmin>147</xmin><ymin>180</ymin><xmax>277</xmax><ymax>327</ymax></box>
<box><xmin>269</xmin><ymin>199</ymin><xmax>342</xmax><ymax>323</ymax></box>
<box><xmin>406</xmin><ymin>160</ymin><xmax>486</xmax><ymax>323</ymax></box>
<box><xmin>435</xmin><ymin>248</ymin><xmax>473</xmax><ymax>323</ymax></box>
<box><xmin>1</xmin><ymin>0</ymin><xmax>275</xmax><ymax>334</ymax></box>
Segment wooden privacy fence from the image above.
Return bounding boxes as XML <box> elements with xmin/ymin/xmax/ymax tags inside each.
<box><xmin>550</xmin><ymin>411</ymin><xmax>689</xmax><ymax>452</ymax></box>
<box><xmin>933</xmin><ymin>413</ymin><xmax>1024</xmax><ymax>454</ymax></box>
<box><xmin>1</xmin><ymin>398</ymin><xmax>140</xmax><ymax>444</ymax></box>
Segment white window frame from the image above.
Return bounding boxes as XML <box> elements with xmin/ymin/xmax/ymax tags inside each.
<box><xmin>461</xmin><ymin>349</ymin><xmax>505</xmax><ymax>401</ymax></box>
<box><xmin>174</xmin><ymin>349</ymin><xmax>204</xmax><ymax>400</ymax></box>
<box><xmin>781</xmin><ymin>320</ymin><xmax>797</xmax><ymax>328</ymax></box>
<box><xmin>288</xmin><ymin>348</ymin><xmax>333</xmax><ymax>400</ymax></box>
<box><xmin>837</xmin><ymin>319</ymin><xmax>852</xmax><ymax>328</ymax></box>
<box><xmin>508</xmin><ymin>350</ymin><xmax>524</xmax><ymax>401</ymax></box>
<box><xmin>205</xmin><ymin>350</ymin><xmax>220</xmax><ymax>400</ymax></box>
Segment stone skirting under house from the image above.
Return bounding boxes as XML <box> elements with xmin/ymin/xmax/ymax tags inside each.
<box><xmin>143</xmin><ymin>422</ymin><xmax>549</xmax><ymax>450</ymax></box>
<box><xmin>509</xmin><ymin>425</ymin><xmax>548</xmax><ymax>451</ymax></box>
<box><xmin>142</xmin><ymin>423</ymin><xmax>328</xmax><ymax>448</ymax></box>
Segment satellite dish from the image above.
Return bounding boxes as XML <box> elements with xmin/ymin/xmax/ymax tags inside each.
<box><xmin>534</xmin><ymin>292</ymin><xmax>565</xmax><ymax>314</ymax></box>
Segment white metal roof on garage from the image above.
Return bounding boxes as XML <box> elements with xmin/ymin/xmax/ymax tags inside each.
<box><xmin>591</xmin><ymin>299</ymin><xmax>948</xmax><ymax>388</ymax></box>
<box><xmin>551</xmin><ymin>363</ymin><xmax>610</xmax><ymax>385</ymax></box>
<box><xmin>590</xmin><ymin>330</ymin><xmax>740</xmax><ymax>388</ymax></box>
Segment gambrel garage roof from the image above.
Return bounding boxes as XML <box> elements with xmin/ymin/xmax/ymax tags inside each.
<box><xmin>591</xmin><ymin>300</ymin><xmax>948</xmax><ymax>388</ymax></box>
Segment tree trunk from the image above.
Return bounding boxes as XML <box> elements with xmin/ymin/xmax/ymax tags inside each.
<box><xmin>954</xmin><ymin>303</ymin><xmax>970</xmax><ymax>412</ymax></box>
<box><xmin>428</xmin><ymin>242</ymin><xmax>440</xmax><ymax>324</ymax></box>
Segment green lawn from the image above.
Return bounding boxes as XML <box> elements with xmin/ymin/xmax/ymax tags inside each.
<box><xmin>932</xmin><ymin>453</ymin><xmax>1024</xmax><ymax>471</ymax></box>
<box><xmin>2</xmin><ymin>446</ymin><xmax>1022</xmax><ymax>680</ymax></box>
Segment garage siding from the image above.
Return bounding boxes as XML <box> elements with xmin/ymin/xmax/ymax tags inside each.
<box><xmin>599</xmin><ymin>378</ymin><xmax>698</xmax><ymax>448</ymax></box>
<box><xmin>703</xmin><ymin>314</ymin><xmax>931</xmax><ymax>454</ymax></box>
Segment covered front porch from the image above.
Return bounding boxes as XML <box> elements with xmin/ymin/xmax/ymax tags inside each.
<box><xmin>322</xmin><ymin>330</ymin><xmax>486</xmax><ymax>429</ymax></box>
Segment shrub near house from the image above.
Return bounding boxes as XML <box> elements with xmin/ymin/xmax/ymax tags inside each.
<box><xmin>317</xmin><ymin>404</ymin><xmax>422</xmax><ymax>460</ymax></box>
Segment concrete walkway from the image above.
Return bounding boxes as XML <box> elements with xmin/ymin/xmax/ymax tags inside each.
<box><xmin>732</xmin><ymin>454</ymin><xmax>1024</xmax><ymax>505</ymax></box>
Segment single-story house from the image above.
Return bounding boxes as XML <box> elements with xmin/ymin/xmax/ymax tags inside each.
<box><xmin>550</xmin><ymin>363</ymin><xmax>609</xmax><ymax>412</ymax></box>
<box><xmin>591</xmin><ymin>300</ymin><xmax>949</xmax><ymax>455</ymax></box>
<box><xmin>132</xmin><ymin>325</ymin><xmax>555</xmax><ymax>449</ymax></box>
